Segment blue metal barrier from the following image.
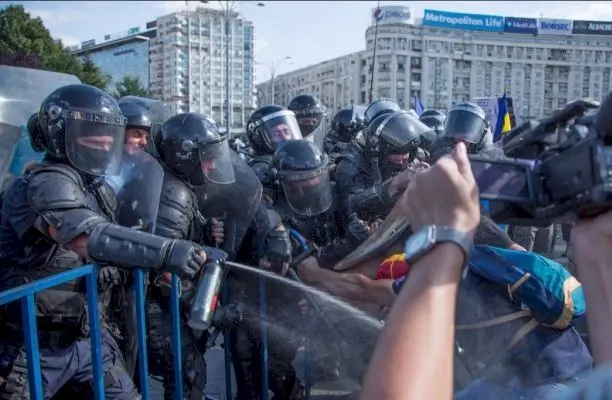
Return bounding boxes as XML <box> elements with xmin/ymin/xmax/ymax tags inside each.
<box><xmin>256</xmin><ymin>230</ymin><xmax>312</xmax><ymax>400</ymax></box>
<box><xmin>0</xmin><ymin>266</ymin><xmax>186</xmax><ymax>400</ymax></box>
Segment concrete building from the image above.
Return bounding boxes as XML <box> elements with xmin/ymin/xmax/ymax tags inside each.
<box><xmin>149</xmin><ymin>7</ymin><xmax>256</xmax><ymax>133</ymax></box>
<box><xmin>258</xmin><ymin>6</ymin><xmax>612</xmax><ymax>121</ymax></box>
<box><xmin>71</xmin><ymin>26</ymin><xmax>156</xmax><ymax>92</ymax></box>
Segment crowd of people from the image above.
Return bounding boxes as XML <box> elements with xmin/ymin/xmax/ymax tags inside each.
<box><xmin>0</xmin><ymin>61</ymin><xmax>610</xmax><ymax>400</ymax></box>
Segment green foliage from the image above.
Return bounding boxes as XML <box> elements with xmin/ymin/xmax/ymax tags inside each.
<box><xmin>113</xmin><ymin>75</ymin><xmax>149</xmax><ymax>99</ymax></box>
<box><xmin>0</xmin><ymin>4</ymin><xmax>111</xmax><ymax>90</ymax></box>
<box><xmin>79</xmin><ymin>55</ymin><xmax>111</xmax><ymax>91</ymax></box>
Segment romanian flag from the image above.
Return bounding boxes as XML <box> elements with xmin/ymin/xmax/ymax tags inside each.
<box><xmin>376</xmin><ymin>253</ymin><xmax>411</xmax><ymax>280</ymax></box>
<box><xmin>493</xmin><ymin>93</ymin><xmax>512</xmax><ymax>142</ymax></box>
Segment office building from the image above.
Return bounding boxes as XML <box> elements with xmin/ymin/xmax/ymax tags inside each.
<box><xmin>71</xmin><ymin>26</ymin><xmax>156</xmax><ymax>92</ymax></box>
<box><xmin>257</xmin><ymin>6</ymin><xmax>612</xmax><ymax>121</ymax></box>
<box><xmin>149</xmin><ymin>7</ymin><xmax>256</xmax><ymax>133</ymax></box>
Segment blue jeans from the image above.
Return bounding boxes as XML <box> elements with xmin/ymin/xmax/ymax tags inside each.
<box><xmin>0</xmin><ymin>328</ymin><xmax>139</xmax><ymax>400</ymax></box>
<box><xmin>455</xmin><ymin>376</ymin><xmax>579</xmax><ymax>400</ymax></box>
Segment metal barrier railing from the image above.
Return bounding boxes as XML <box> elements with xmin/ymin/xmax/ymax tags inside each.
<box><xmin>0</xmin><ymin>266</ymin><xmax>191</xmax><ymax>400</ymax></box>
<box><xmin>0</xmin><ymin>242</ymin><xmax>314</xmax><ymax>400</ymax></box>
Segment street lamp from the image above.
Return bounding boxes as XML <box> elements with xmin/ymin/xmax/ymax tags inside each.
<box><xmin>201</xmin><ymin>1</ymin><xmax>264</xmax><ymax>137</ymax></box>
<box><xmin>257</xmin><ymin>56</ymin><xmax>292</xmax><ymax>104</ymax></box>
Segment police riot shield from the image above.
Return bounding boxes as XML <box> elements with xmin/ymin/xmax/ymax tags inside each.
<box><xmin>0</xmin><ymin>65</ymin><xmax>81</xmax><ymax>190</ymax></box>
<box><xmin>106</xmin><ymin>149</ymin><xmax>165</xmax><ymax>377</ymax></box>
<box><xmin>111</xmin><ymin>149</ymin><xmax>165</xmax><ymax>233</ymax></box>
<box><xmin>196</xmin><ymin>151</ymin><xmax>263</xmax><ymax>260</ymax></box>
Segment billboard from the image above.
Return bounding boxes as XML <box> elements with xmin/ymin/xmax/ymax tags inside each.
<box><xmin>372</xmin><ymin>6</ymin><xmax>411</xmax><ymax>26</ymax></box>
<box><xmin>572</xmin><ymin>20</ymin><xmax>612</xmax><ymax>35</ymax></box>
<box><xmin>81</xmin><ymin>39</ymin><xmax>96</xmax><ymax>49</ymax></box>
<box><xmin>423</xmin><ymin>9</ymin><xmax>504</xmax><ymax>32</ymax></box>
<box><xmin>537</xmin><ymin>18</ymin><xmax>573</xmax><ymax>35</ymax></box>
<box><xmin>504</xmin><ymin>17</ymin><xmax>537</xmax><ymax>34</ymax></box>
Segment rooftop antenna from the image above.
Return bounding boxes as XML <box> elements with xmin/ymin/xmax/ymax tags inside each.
<box><xmin>368</xmin><ymin>0</ymin><xmax>381</xmax><ymax>103</ymax></box>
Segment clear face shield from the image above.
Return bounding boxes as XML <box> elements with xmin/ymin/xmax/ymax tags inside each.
<box><xmin>279</xmin><ymin>165</ymin><xmax>333</xmax><ymax>217</ymax></box>
<box><xmin>64</xmin><ymin>109</ymin><xmax>126</xmax><ymax>176</ymax></box>
<box><xmin>258</xmin><ymin>110</ymin><xmax>303</xmax><ymax>152</ymax></box>
<box><xmin>444</xmin><ymin>110</ymin><xmax>488</xmax><ymax>144</ymax></box>
<box><xmin>197</xmin><ymin>138</ymin><xmax>236</xmax><ymax>184</ymax></box>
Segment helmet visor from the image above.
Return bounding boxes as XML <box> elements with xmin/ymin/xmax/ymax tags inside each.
<box><xmin>260</xmin><ymin>111</ymin><xmax>303</xmax><ymax>151</ymax></box>
<box><xmin>198</xmin><ymin>138</ymin><xmax>235</xmax><ymax>184</ymax></box>
<box><xmin>64</xmin><ymin>110</ymin><xmax>126</xmax><ymax>176</ymax></box>
<box><xmin>297</xmin><ymin>114</ymin><xmax>324</xmax><ymax>136</ymax></box>
<box><xmin>444</xmin><ymin>110</ymin><xmax>487</xmax><ymax>144</ymax></box>
<box><xmin>378</xmin><ymin>112</ymin><xmax>432</xmax><ymax>151</ymax></box>
<box><xmin>280</xmin><ymin>168</ymin><xmax>332</xmax><ymax>216</ymax></box>
<box><xmin>364</xmin><ymin>99</ymin><xmax>401</xmax><ymax>124</ymax></box>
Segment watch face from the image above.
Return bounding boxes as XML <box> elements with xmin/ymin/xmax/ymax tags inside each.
<box><xmin>404</xmin><ymin>226</ymin><xmax>434</xmax><ymax>259</ymax></box>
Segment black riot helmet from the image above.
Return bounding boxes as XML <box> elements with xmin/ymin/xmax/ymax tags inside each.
<box><xmin>273</xmin><ymin>139</ymin><xmax>332</xmax><ymax>216</ymax></box>
<box><xmin>363</xmin><ymin>98</ymin><xmax>401</xmax><ymax>125</ymax></box>
<box><xmin>37</xmin><ymin>84</ymin><xmax>126</xmax><ymax>176</ymax></box>
<box><xmin>154</xmin><ymin>112</ymin><xmax>235</xmax><ymax>186</ymax></box>
<box><xmin>287</xmin><ymin>94</ymin><xmax>327</xmax><ymax>137</ymax></box>
<box><xmin>331</xmin><ymin>108</ymin><xmax>359</xmax><ymax>142</ymax></box>
<box><xmin>118</xmin><ymin>96</ymin><xmax>169</xmax><ymax>155</ymax></box>
<box><xmin>443</xmin><ymin>102</ymin><xmax>492</xmax><ymax>153</ymax></box>
<box><xmin>419</xmin><ymin>110</ymin><xmax>446</xmax><ymax>152</ymax></box>
<box><xmin>365</xmin><ymin>111</ymin><xmax>433</xmax><ymax>174</ymax></box>
<box><xmin>419</xmin><ymin>110</ymin><xmax>446</xmax><ymax>131</ymax></box>
<box><xmin>246</xmin><ymin>105</ymin><xmax>302</xmax><ymax>155</ymax></box>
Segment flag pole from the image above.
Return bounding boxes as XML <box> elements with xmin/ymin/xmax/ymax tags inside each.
<box><xmin>368</xmin><ymin>0</ymin><xmax>381</xmax><ymax>103</ymax></box>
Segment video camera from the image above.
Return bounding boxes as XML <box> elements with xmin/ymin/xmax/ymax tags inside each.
<box><xmin>469</xmin><ymin>95</ymin><xmax>612</xmax><ymax>226</ymax></box>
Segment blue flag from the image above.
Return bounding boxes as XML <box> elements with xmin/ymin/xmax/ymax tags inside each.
<box><xmin>413</xmin><ymin>93</ymin><xmax>425</xmax><ymax>116</ymax></box>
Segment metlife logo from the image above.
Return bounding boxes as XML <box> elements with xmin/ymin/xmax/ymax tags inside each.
<box><xmin>423</xmin><ymin>9</ymin><xmax>504</xmax><ymax>33</ymax></box>
<box><xmin>537</xmin><ymin>18</ymin><xmax>573</xmax><ymax>35</ymax></box>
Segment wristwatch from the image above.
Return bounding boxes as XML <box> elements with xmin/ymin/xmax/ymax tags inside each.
<box><xmin>403</xmin><ymin>225</ymin><xmax>472</xmax><ymax>266</ymax></box>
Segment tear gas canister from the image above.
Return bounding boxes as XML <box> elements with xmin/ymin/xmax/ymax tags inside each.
<box><xmin>188</xmin><ymin>247</ymin><xmax>228</xmax><ymax>331</ymax></box>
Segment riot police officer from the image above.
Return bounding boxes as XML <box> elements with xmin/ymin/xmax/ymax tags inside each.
<box><xmin>430</xmin><ymin>102</ymin><xmax>492</xmax><ymax>161</ymax></box>
<box><xmin>271</xmin><ymin>139</ymin><xmax>373</xmax><ymax>382</ymax></box>
<box><xmin>335</xmin><ymin>110</ymin><xmax>433</xmax><ymax>222</ymax></box>
<box><xmin>118</xmin><ymin>96</ymin><xmax>168</xmax><ymax>156</ymax></box>
<box><xmin>246</xmin><ymin>105</ymin><xmax>302</xmax><ymax>190</ymax></box>
<box><xmin>418</xmin><ymin>109</ymin><xmax>446</xmax><ymax>156</ymax></box>
<box><xmin>323</xmin><ymin>107</ymin><xmax>361</xmax><ymax>161</ymax></box>
<box><xmin>287</xmin><ymin>94</ymin><xmax>327</xmax><ymax>149</ymax></box>
<box><xmin>137</xmin><ymin>112</ymin><xmax>241</xmax><ymax>399</ymax></box>
<box><xmin>0</xmin><ymin>84</ymin><xmax>206</xmax><ymax>399</ymax></box>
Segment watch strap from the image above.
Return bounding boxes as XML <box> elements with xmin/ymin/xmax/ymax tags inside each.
<box><xmin>434</xmin><ymin>227</ymin><xmax>472</xmax><ymax>265</ymax></box>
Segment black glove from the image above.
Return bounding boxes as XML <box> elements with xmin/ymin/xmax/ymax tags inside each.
<box><xmin>212</xmin><ymin>302</ymin><xmax>244</xmax><ymax>329</ymax></box>
<box><xmin>346</xmin><ymin>213</ymin><xmax>370</xmax><ymax>246</ymax></box>
<box><xmin>162</xmin><ymin>240</ymin><xmax>207</xmax><ymax>280</ymax></box>
<box><xmin>265</xmin><ymin>229</ymin><xmax>292</xmax><ymax>269</ymax></box>
<box><xmin>97</xmin><ymin>266</ymin><xmax>123</xmax><ymax>290</ymax></box>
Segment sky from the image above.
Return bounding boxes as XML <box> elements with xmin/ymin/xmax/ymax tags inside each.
<box><xmin>4</xmin><ymin>1</ymin><xmax>612</xmax><ymax>83</ymax></box>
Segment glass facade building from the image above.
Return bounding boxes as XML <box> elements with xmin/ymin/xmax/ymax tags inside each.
<box><xmin>72</xmin><ymin>29</ymin><xmax>156</xmax><ymax>92</ymax></box>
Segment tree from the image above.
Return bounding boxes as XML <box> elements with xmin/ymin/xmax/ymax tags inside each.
<box><xmin>113</xmin><ymin>75</ymin><xmax>149</xmax><ymax>99</ymax></box>
<box><xmin>0</xmin><ymin>5</ymin><xmax>111</xmax><ymax>90</ymax></box>
<box><xmin>80</xmin><ymin>55</ymin><xmax>111</xmax><ymax>91</ymax></box>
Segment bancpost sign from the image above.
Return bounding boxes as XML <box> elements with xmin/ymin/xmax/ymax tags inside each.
<box><xmin>573</xmin><ymin>20</ymin><xmax>612</xmax><ymax>35</ymax></box>
<box><xmin>423</xmin><ymin>9</ymin><xmax>504</xmax><ymax>33</ymax></box>
<box><xmin>504</xmin><ymin>17</ymin><xmax>538</xmax><ymax>34</ymax></box>
<box><xmin>537</xmin><ymin>18</ymin><xmax>573</xmax><ymax>35</ymax></box>
<box><xmin>372</xmin><ymin>6</ymin><xmax>411</xmax><ymax>26</ymax></box>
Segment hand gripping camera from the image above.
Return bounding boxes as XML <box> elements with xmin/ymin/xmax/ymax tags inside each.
<box><xmin>469</xmin><ymin>95</ymin><xmax>612</xmax><ymax>226</ymax></box>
